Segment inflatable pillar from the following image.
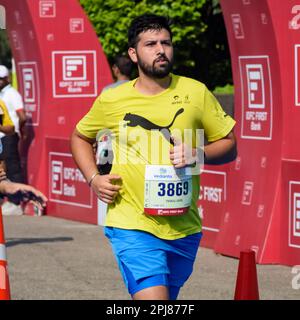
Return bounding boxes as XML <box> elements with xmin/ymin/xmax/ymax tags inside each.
<box><xmin>1</xmin><ymin>0</ymin><xmax>112</xmax><ymax>224</ymax></box>
<box><xmin>213</xmin><ymin>0</ymin><xmax>300</xmax><ymax>265</ymax></box>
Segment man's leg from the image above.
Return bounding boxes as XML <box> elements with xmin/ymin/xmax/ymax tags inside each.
<box><xmin>133</xmin><ymin>285</ymin><xmax>169</xmax><ymax>300</ymax></box>
<box><xmin>105</xmin><ymin>227</ymin><xmax>171</xmax><ymax>300</ymax></box>
<box><xmin>166</xmin><ymin>233</ymin><xmax>202</xmax><ymax>300</ymax></box>
<box><xmin>1</xmin><ymin>134</ymin><xmax>23</xmax><ymax>182</ymax></box>
<box><xmin>121</xmin><ymin>261</ymin><xmax>169</xmax><ymax>300</ymax></box>
<box><xmin>168</xmin><ymin>285</ymin><xmax>181</xmax><ymax>300</ymax></box>
<box><xmin>1</xmin><ymin>134</ymin><xmax>24</xmax><ymax>215</ymax></box>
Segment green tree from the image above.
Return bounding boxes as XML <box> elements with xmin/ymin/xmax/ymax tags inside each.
<box><xmin>0</xmin><ymin>30</ymin><xmax>12</xmax><ymax>69</ymax></box>
<box><xmin>80</xmin><ymin>0</ymin><xmax>232</xmax><ymax>90</ymax></box>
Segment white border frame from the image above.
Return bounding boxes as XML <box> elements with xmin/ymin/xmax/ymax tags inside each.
<box><xmin>293</xmin><ymin>193</ymin><xmax>300</xmax><ymax>237</ymax></box>
<box><xmin>241</xmin><ymin>181</ymin><xmax>254</xmax><ymax>205</ymax></box>
<box><xmin>49</xmin><ymin>152</ymin><xmax>93</xmax><ymax>208</ymax></box>
<box><xmin>295</xmin><ymin>45</ymin><xmax>300</xmax><ymax>106</ymax></box>
<box><xmin>52</xmin><ymin>50</ymin><xmax>98</xmax><ymax>98</ymax></box>
<box><xmin>239</xmin><ymin>55</ymin><xmax>273</xmax><ymax>140</ymax></box>
<box><xmin>39</xmin><ymin>0</ymin><xmax>56</xmax><ymax>18</ymax></box>
<box><xmin>18</xmin><ymin>61</ymin><xmax>40</xmax><ymax>127</ymax></box>
<box><xmin>22</xmin><ymin>68</ymin><xmax>35</xmax><ymax>103</ymax></box>
<box><xmin>69</xmin><ymin>18</ymin><xmax>84</xmax><ymax>33</ymax></box>
<box><xmin>62</xmin><ymin>55</ymin><xmax>87</xmax><ymax>81</ymax></box>
<box><xmin>246</xmin><ymin>64</ymin><xmax>265</xmax><ymax>109</ymax></box>
<box><xmin>200</xmin><ymin>169</ymin><xmax>227</xmax><ymax>233</ymax></box>
<box><xmin>51</xmin><ymin>160</ymin><xmax>63</xmax><ymax>195</ymax></box>
<box><xmin>11</xmin><ymin>30</ymin><xmax>20</xmax><ymax>50</ymax></box>
<box><xmin>289</xmin><ymin>181</ymin><xmax>300</xmax><ymax>248</ymax></box>
<box><xmin>231</xmin><ymin>14</ymin><xmax>245</xmax><ymax>39</ymax></box>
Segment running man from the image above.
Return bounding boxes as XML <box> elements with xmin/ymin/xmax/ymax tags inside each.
<box><xmin>71</xmin><ymin>14</ymin><xmax>237</xmax><ymax>300</ymax></box>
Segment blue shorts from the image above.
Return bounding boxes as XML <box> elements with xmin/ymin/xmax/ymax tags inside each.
<box><xmin>104</xmin><ymin>227</ymin><xmax>202</xmax><ymax>299</ymax></box>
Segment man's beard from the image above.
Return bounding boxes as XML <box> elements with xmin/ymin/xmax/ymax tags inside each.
<box><xmin>136</xmin><ymin>53</ymin><xmax>173</xmax><ymax>79</ymax></box>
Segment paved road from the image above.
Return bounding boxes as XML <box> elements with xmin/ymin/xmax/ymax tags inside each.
<box><xmin>2</xmin><ymin>215</ymin><xmax>299</xmax><ymax>300</ymax></box>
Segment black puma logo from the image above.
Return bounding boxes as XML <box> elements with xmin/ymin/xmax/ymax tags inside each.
<box><xmin>123</xmin><ymin>108</ymin><xmax>184</xmax><ymax>145</ymax></box>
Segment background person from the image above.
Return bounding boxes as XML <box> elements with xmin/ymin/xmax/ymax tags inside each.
<box><xmin>0</xmin><ymin>178</ymin><xmax>47</xmax><ymax>210</ymax></box>
<box><xmin>102</xmin><ymin>54</ymin><xmax>134</xmax><ymax>92</ymax></box>
<box><xmin>0</xmin><ymin>65</ymin><xmax>27</xmax><ymax>215</ymax></box>
<box><xmin>0</xmin><ymin>98</ymin><xmax>15</xmax><ymax>213</ymax></box>
<box><xmin>0</xmin><ymin>158</ymin><xmax>47</xmax><ymax>209</ymax></box>
<box><xmin>0</xmin><ymin>98</ymin><xmax>14</xmax><ymax>137</ymax></box>
<box><xmin>97</xmin><ymin>54</ymin><xmax>134</xmax><ymax>174</ymax></box>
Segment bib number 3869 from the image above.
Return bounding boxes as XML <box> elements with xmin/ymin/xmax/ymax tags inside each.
<box><xmin>157</xmin><ymin>181</ymin><xmax>189</xmax><ymax>197</ymax></box>
<box><xmin>144</xmin><ymin>165</ymin><xmax>192</xmax><ymax>216</ymax></box>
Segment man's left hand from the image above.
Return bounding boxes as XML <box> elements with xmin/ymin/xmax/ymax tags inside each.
<box><xmin>169</xmin><ymin>137</ymin><xmax>197</xmax><ymax>168</ymax></box>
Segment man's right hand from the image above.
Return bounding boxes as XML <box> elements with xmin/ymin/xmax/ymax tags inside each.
<box><xmin>90</xmin><ymin>174</ymin><xmax>122</xmax><ymax>204</ymax></box>
<box><xmin>0</xmin><ymin>180</ymin><xmax>48</xmax><ymax>208</ymax></box>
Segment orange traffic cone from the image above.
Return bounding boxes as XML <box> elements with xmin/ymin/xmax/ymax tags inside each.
<box><xmin>0</xmin><ymin>207</ymin><xmax>11</xmax><ymax>300</ymax></box>
<box><xmin>234</xmin><ymin>250</ymin><xmax>259</xmax><ymax>300</ymax></box>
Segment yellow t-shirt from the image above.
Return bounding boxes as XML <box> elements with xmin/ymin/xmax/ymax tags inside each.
<box><xmin>76</xmin><ymin>74</ymin><xmax>236</xmax><ymax>240</ymax></box>
<box><xmin>0</xmin><ymin>99</ymin><xmax>14</xmax><ymax>127</ymax></box>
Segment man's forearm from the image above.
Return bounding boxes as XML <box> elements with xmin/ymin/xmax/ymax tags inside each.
<box><xmin>0</xmin><ymin>179</ymin><xmax>9</xmax><ymax>194</ymax></box>
<box><xmin>70</xmin><ymin>130</ymin><xmax>99</xmax><ymax>184</ymax></box>
<box><xmin>0</xmin><ymin>124</ymin><xmax>15</xmax><ymax>135</ymax></box>
<box><xmin>19</xmin><ymin>120</ymin><xmax>26</xmax><ymax>133</ymax></box>
<box><xmin>203</xmin><ymin>132</ymin><xmax>237</xmax><ymax>165</ymax></box>
<box><xmin>17</xmin><ymin>110</ymin><xmax>27</xmax><ymax>138</ymax></box>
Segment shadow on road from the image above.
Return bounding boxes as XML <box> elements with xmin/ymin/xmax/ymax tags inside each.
<box><xmin>5</xmin><ymin>237</ymin><xmax>74</xmax><ymax>247</ymax></box>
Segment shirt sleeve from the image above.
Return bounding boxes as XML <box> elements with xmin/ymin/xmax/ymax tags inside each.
<box><xmin>76</xmin><ymin>96</ymin><xmax>107</xmax><ymax>139</ymax></box>
<box><xmin>13</xmin><ymin>90</ymin><xmax>24</xmax><ymax>111</ymax></box>
<box><xmin>200</xmin><ymin>86</ymin><xmax>236</xmax><ymax>142</ymax></box>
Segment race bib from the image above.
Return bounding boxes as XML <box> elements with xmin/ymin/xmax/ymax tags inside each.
<box><xmin>144</xmin><ymin>165</ymin><xmax>192</xmax><ymax>216</ymax></box>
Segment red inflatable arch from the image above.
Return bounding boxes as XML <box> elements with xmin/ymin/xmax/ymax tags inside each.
<box><xmin>1</xmin><ymin>0</ymin><xmax>112</xmax><ymax>224</ymax></box>
<box><xmin>198</xmin><ymin>0</ymin><xmax>300</xmax><ymax>266</ymax></box>
<box><xmin>2</xmin><ymin>0</ymin><xmax>300</xmax><ymax>265</ymax></box>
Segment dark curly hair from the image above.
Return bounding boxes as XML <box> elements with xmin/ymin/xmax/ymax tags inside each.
<box><xmin>128</xmin><ymin>14</ymin><xmax>172</xmax><ymax>48</ymax></box>
<box><xmin>113</xmin><ymin>54</ymin><xmax>133</xmax><ymax>78</ymax></box>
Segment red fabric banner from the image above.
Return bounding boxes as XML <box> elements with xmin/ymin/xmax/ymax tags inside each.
<box><xmin>1</xmin><ymin>0</ymin><xmax>112</xmax><ymax>224</ymax></box>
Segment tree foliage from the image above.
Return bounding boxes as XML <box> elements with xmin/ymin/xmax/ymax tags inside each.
<box><xmin>80</xmin><ymin>0</ymin><xmax>232</xmax><ymax>90</ymax></box>
<box><xmin>0</xmin><ymin>30</ymin><xmax>12</xmax><ymax>69</ymax></box>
